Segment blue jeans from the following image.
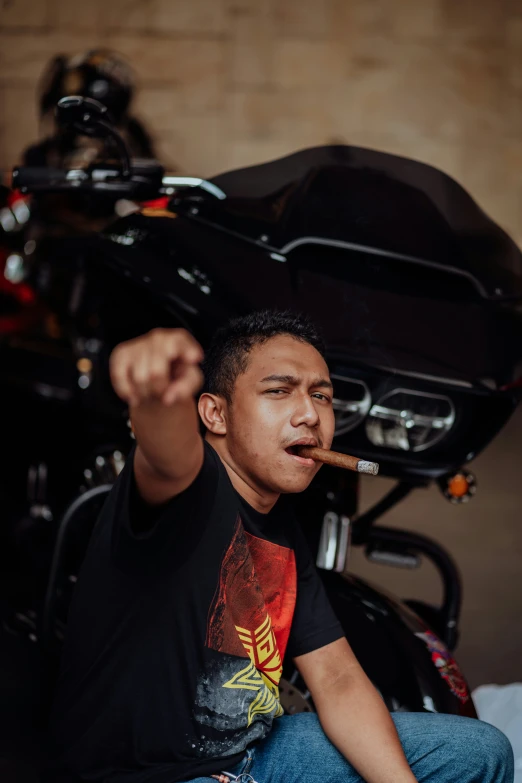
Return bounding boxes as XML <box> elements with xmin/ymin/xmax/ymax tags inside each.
<box><xmin>191</xmin><ymin>712</ymin><xmax>514</xmax><ymax>783</ymax></box>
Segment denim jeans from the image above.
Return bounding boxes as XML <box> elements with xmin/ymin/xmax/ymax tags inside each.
<box><xmin>189</xmin><ymin>712</ymin><xmax>514</xmax><ymax>783</ymax></box>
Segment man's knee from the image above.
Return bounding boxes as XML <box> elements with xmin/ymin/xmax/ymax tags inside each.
<box><xmin>393</xmin><ymin>713</ymin><xmax>514</xmax><ymax>783</ymax></box>
<box><xmin>474</xmin><ymin>721</ymin><xmax>514</xmax><ymax>782</ymax></box>
<box><xmin>446</xmin><ymin>717</ymin><xmax>513</xmax><ymax>783</ymax></box>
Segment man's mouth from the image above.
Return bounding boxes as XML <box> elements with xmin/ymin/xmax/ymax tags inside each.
<box><xmin>284</xmin><ymin>441</ymin><xmax>318</xmax><ymax>467</ymax></box>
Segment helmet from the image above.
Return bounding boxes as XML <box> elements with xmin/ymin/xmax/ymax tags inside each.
<box><xmin>38</xmin><ymin>48</ymin><xmax>135</xmax><ymax>124</ymax></box>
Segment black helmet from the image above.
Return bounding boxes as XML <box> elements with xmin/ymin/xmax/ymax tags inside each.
<box><xmin>38</xmin><ymin>48</ymin><xmax>135</xmax><ymax>124</ymax></box>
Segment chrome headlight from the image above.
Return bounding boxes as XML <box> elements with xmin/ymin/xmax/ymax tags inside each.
<box><xmin>365</xmin><ymin>388</ymin><xmax>455</xmax><ymax>452</ymax></box>
<box><xmin>332</xmin><ymin>375</ymin><xmax>371</xmax><ymax>436</ymax></box>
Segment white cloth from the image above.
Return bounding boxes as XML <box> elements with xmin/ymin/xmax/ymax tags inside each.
<box><xmin>473</xmin><ymin>684</ymin><xmax>522</xmax><ymax>783</ymax></box>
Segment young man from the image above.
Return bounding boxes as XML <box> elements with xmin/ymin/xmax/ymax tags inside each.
<box><xmin>46</xmin><ymin>311</ymin><xmax>513</xmax><ymax>783</ymax></box>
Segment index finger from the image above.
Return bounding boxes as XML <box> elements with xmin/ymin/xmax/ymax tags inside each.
<box><xmin>163</xmin><ymin>331</ymin><xmax>204</xmax><ymax>364</ymax></box>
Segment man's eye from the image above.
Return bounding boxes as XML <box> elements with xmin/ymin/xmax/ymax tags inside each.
<box><xmin>267</xmin><ymin>389</ymin><xmax>286</xmax><ymax>394</ymax></box>
<box><xmin>312</xmin><ymin>393</ymin><xmax>331</xmax><ymax>402</ymax></box>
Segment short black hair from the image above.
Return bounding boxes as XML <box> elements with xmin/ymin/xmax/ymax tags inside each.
<box><xmin>203</xmin><ymin>310</ymin><xmax>326</xmax><ymax>403</ymax></box>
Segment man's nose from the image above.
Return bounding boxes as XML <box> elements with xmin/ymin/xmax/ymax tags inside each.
<box><xmin>291</xmin><ymin>394</ymin><xmax>320</xmax><ymax>428</ymax></box>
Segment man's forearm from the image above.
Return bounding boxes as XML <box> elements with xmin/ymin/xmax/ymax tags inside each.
<box><xmin>316</xmin><ymin>670</ymin><xmax>416</xmax><ymax>783</ymax></box>
<box><xmin>109</xmin><ymin>327</ymin><xmax>204</xmax><ymax>505</ymax></box>
<box><xmin>131</xmin><ymin>396</ymin><xmax>201</xmax><ymax>480</ymax></box>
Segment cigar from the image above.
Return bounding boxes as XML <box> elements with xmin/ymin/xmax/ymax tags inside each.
<box><xmin>296</xmin><ymin>446</ymin><xmax>379</xmax><ymax>476</ymax></box>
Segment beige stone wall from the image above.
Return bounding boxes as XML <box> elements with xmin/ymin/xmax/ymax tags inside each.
<box><xmin>1</xmin><ymin>0</ymin><xmax>521</xmax><ymax>244</ymax></box>
<box><xmin>1</xmin><ymin>0</ymin><xmax>522</xmax><ymax>688</ymax></box>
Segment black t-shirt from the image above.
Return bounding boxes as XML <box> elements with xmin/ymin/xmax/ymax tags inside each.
<box><xmin>46</xmin><ymin>442</ymin><xmax>344</xmax><ymax>783</ymax></box>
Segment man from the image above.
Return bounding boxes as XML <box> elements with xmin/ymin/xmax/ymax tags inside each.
<box><xmin>46</xmin><ymin>311</ymin><xmax>513</xmax><ymax>783</ymax></box>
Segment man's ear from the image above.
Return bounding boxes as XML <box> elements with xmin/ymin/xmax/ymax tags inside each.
<box><xmin>198</xmin><ymin>393</ymin><xmax>227</xmax><ymax>435</ymax></box>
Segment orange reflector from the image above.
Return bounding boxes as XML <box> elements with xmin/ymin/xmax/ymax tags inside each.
<box><xmin>76</xmin><ymin>358</ymin><xmax>93</xmax><ymax>374</ymax></box>
<box><xmin>447</xmin><ymin>473</ymin><xmax>469</xmax><ymax>498</ymax></box>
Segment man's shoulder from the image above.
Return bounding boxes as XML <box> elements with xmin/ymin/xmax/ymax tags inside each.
<box><xmin>104</xmin><ymin>439</ymin><xmax>227</xmax><ymax>544</ymax></box>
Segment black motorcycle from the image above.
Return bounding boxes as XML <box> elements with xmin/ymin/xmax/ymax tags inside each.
<box><xmin>3</xmin><ymin>99</ymin><xmax>522</xmax><ymax>751</ymax></box>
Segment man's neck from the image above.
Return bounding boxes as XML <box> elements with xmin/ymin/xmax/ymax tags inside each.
<box><xmin>205</xmin><ymin>434</ymin><xmax>279</xmax><ymax>514</ymax></box>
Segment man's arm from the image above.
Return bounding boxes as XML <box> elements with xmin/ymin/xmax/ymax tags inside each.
<box><xmin>110</xmin><ymin>327</ymin><xmax>204</xmax><ymax>506</ymax></box>
<box><xmin>295</xmin><ymin>637</ymin><xmax>417</xmax><ymax>783</ymax></box>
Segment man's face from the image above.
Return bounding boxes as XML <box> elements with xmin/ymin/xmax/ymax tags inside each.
<box><xmin>225</xmin><ymin>335</ymin><xmax>335</xmax><ymax>495</ymax></box>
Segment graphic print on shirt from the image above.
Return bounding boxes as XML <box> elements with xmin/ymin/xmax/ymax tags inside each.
<box><xmin>192</xmin><ymin>516</ymin><xmax>297</xmax><ymax>757</ymax></box>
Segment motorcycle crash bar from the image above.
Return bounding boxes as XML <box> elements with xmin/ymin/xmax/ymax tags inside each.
<box><xmin>296</xmin><ymin>446</ymin><xmax>379</xmax><ymax>476</ymax></box>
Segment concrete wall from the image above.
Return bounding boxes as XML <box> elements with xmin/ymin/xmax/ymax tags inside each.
<box><xmin>1</xmin><ymin>0</ymin><xmax>521</xmax><ymax>688</ymax></box>
<box><xmin>1</xmin><ymin>0</ymin><xmax>522</xmax><ymax>245</ymax></box>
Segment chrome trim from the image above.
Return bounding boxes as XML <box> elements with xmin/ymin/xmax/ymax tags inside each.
<box><xmin>280</xmin><ymin>236</ymin><xmax>487</xmax><ymax>297</ymax></box>
<box><xmin>331</xmin><ymin>374</ymin><xmax>371</xmax><ymax>436</ymax></box>
<box><xmin>316</xmin><ymin>512</ymin><xmax>351</xmax><ymax>573</ymax></box>
<box><xmin>374</xmin><ymin>365</ymin><xmax>473</xmax><ymax>389</ymax></box>
<box><xmin>162</xmin><ymin>176</ymin><xmax>226</xmax><ymax>200</ymax></box>
<box><xmin>317</xmin><ymin>511</ymin><xmax>339</xmax><ymax>571</ymax></box>
<box><xmin>335</xmin><ymin>515</ymin><xmax>351</xmax><ymax>573</ymax></box>
<box><xmin>66</xmin><ymin>169</ymin><xmax>89</xmax><ymax>181</ymax></box>
<box><xmin>91</xmin><ymin>168</ymin><xmax>119</xmax><ymax>182</ymax></box>
<box><xmin>366</xmin><ymin>549</ymin><xmax>420</xmax><ymax>568</ymax></box>
<box><xmin>366</xmin><ymin>388</ymin><xmax>455</xmax><ymax>452</ymax></box>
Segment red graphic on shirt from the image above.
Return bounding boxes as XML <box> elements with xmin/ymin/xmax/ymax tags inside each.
<box><xmin>206</xmin><ymin>515</ymin><xmax>297</xmax><ymax>682</ymax></box>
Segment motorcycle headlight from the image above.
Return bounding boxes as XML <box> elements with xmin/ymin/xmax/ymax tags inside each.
<box><xmin>365</xmin><ymin>388</ymin><xmax>455</xmax><ymax>452</ymax></box>
<box><xmin>332</xmin><ymin>375</ymin><xmax>371</xmax><ymax>436</ymax></box>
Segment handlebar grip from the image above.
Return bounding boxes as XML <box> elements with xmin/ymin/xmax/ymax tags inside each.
<box><xmin>12</xmin><ymin>167</ymin><xmax>69</xmax><ymax>191</ymax></box>
<box><xmin>11</xmin><ymin>163</ymin><xmax>164</xmax><ymax>199</ymax></box>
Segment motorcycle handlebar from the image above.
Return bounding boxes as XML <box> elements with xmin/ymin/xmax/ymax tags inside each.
<box><xmin>10</xmin><ymin>166</ymin><xmax>227</xmax><ymax>203</ymax></box>
<box><xmin>12</xmin><ymin>167</ymin><xmax>69</xmax><ymax>190</ymax></box>
<box><xmin>11</xmin><ymin>163</ymin><xmax>163</xmax><ymax>199</ymax></box>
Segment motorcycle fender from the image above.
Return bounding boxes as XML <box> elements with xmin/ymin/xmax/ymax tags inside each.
<box><xmin>320</xmin><ymin>570</ymin><xmax>476</xmax><ymax>717</ymax></box>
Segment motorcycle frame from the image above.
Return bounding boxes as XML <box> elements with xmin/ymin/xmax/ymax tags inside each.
<box><xmin>316</xmin><ymin>478</ymin><xmax>462</xmax><ymax>651</ymax></box>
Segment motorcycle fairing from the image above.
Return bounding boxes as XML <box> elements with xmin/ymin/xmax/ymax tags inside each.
<box><xmin>197</xmin><ymin>145</ymin><xmax>522</xmax><ymax>301</ymax></box>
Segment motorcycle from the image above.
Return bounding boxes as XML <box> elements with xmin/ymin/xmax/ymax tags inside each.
<box><xmin>3</xmin><ymin>98</ymin><xmax>522</xmax><ymax>743</ymax></box>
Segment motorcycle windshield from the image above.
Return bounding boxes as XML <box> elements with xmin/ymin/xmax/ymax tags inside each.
<box><xmin>200</xmin><ymin>146</ymin><xmax>522</xmax><ymax>300</ymax></box>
